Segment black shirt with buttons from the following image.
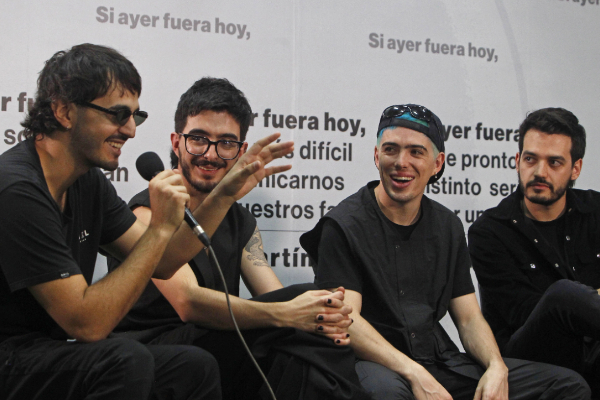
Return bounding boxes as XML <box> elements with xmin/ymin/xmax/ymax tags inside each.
<box><xmin>469</xmin><ymin>187</ymin><xmax>600</xmax><ymax>351</ymax></box>
<box><xmin>302</xmin><ymin>181</ymin><xmax>475</xmax><ymax>368</ymax></box>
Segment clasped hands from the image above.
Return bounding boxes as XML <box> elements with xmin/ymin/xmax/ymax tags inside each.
<box><xmin>282</xmin><ymin>287</ymin><xmax>353</xmax><ymax>346</ymax></box>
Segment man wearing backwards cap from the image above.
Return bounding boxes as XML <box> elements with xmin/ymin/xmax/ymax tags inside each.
<box><xmin>301</xmin><ymin>104</ymin><xmax>589</xmax><ymax>399</ymax></box>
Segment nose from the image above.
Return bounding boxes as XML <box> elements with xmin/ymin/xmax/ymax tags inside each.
<box><xmin>202</xmin><ymin>142</ymin><xmax>220</xmax><ymax>161</ymax></box>
<box><xmin>534</xmin><ymin>161</ymin><xmax>549</xmax><ymax>179</ymax></box>
<box><xmin>395</xmin><ymin>149</ymin><xmax>410</xmax><ymax>168</ymax></box>
<box><xmin>119</xmin><ymin>115</ymin><xmax>136</xmax><ymax>139</ymax></box>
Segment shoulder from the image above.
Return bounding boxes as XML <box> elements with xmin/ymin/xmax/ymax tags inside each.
<box><xmin>128</xmin><ymin>187</ymin><xmax>151</xmax><ymax>209</ymax></box>
<box><xmin>470</xmin><ymin>191</ymin><xmax>520</xmax><ymax>233</ymax></box>
<box><xmin>0</xmin><ymin>141</ymin><xmax>45</xmax><ymax>194</ymax></box>
<box><xmin>569</xmin><ymin>188</ymin><xmax>600</xmax><ymax>211</ymax></box>
<box><xmin>301</xmin><ymin>182</ymin><xmax>376</xmax><ymax>257</ymax></box>
<box><xmin>424</xmin><ymin>196</ymin><xmax>464</xmax><ymax>234</ymax></box>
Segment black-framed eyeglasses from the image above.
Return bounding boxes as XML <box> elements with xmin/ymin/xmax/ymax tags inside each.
<box><xmin>380</xmin><ymin>104</ymin><xmax>433</xmax><ymax>123</ymax></box>
<box><xmin>180</xmin><ymin>134</ymin><xmax>244</xmax><ymax>160</ymax></box>
<box><xmin>77</xmin><ymin>102</ymin><xmax>148</xmax><ymax>126</ymax></box>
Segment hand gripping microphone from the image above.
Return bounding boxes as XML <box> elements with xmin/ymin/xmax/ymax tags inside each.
<box><xmin>135</xmin><ymin>152</ymin><xmax>211</xmax><ymax>247</ymax></box>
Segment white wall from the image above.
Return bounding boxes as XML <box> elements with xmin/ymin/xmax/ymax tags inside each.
<box><xmin>2</xmin><ymin>0</ymin><xmax>599</xmax><ymax>350</ymax></box>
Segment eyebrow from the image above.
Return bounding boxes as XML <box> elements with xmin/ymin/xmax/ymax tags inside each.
<box><xmin>186</xmin><ymin>129</ymin><xmax>240</xmax><ymax>140</ymax></box>
<box><xmin>381</xmin><ymin>142</ymin><xmax>428</xmax><ymax>152</ymax></box>
<box><xmin>522</xmin><ymin>150</ymin><xmax>566</xmax><ymax>161</ymax></box>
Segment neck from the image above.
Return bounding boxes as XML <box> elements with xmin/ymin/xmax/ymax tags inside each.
<box><xmin>374</xmin><ymin>183</ymin><xmax>422</xmax><ymax>226</ymax></box>
<box><xmin>35</xmin><ymin>133</ymin><xmax>88</xmax><ymax>210</ymax></box>
<box><xmin>522</xmin><ymin>195</ymin><xmax>567</xmax><ymax>222</ymax></box>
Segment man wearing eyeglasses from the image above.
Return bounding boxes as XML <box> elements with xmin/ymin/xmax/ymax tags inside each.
<box><xmin>300</xmin><ymin>104</ymin><xmax>589</xmax><ymax>400</ymax></box>
<box><xmin>0</xmin><ymin>45</ymin><xmax>294</xmax><ymax>400</ymax></box>
<box><xmin>107</xmin><ymin>77</ymin><xmax>368</xmax><ymax>400</ymax></box>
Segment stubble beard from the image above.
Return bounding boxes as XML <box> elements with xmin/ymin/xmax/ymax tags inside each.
<box><xmin>179</xmin><ymin>148</ymin><xmax>227</xmax><ymax>194</ymax></box>
<box><xmin>518</xmin><ymin>171</ymin><xmax>568</xmax><ymax>207</ymax></box>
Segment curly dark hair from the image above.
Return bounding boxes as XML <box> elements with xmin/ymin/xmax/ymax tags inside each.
<box><xmin>170</xmin><ymin>77</ymin><xmax>252</xmax><ymax>168</ymax></box>
<box><xmin>21</xmin><ymin>43</ymin><xmax>142</xmax><ymax>139</ymax></box>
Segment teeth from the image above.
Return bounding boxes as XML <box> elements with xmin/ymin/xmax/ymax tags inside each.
<box><xmin>198</xmin><ymin>166</ymin><xmax>218</xmax><ymax>171</ymax></box>
<box><xmin>107</xmin><ymin>141</ymin><xmax>123</xmax><ymax>149</ymax></box>
<box><xmin>392</xmin><ymin>177</ymin><xmax>413</xmax><ymax>181</ymax></box>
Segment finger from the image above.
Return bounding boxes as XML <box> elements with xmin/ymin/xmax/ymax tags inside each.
<box><xmin>323</xmin><ymin>297</ymin><xmax>345</xmax><ymax>309</ymax></box>
<box><xmin>330</xmin><ymin>337</ymin><xmax>350</xmax><ymax>346</ymax></box>
<box><xmin>331</xmin><ymin>286</ymin><xmax>346</xmax><ymax>295</ymax></box>
<box><xmin>314</xmin><ymin>324</ymin><xmax>347</xmax><ymax>335</ymax></box>
<box><xmin>324</xmin><ymin>332</ymin><xmax>351</xmax><ymax>341</ymax></box>
<box><xmin>473</xmin><ymin>385</ymin><xmax>483</xmax><ymax>400</ymax></box>
<box><xmin>244</xmin><ymin>133</ymin><xmax>282</xmax><ymax>156</ymax></box>
<box><xmin>263</xmin><ymin>164</ymin><xmax>292</xmax><ymax>178</ymax></box>
<box><xmin>259</xmin><ymin>141</ymin><xmax>294</xmax><ymax>161</ymax></box>
<box><xmin>316</xmin><ymin>313</ymin><xmax>352</xmax><ymax>324</ymax></box>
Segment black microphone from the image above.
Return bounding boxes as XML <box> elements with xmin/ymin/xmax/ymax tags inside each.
<box><xmin>135</xmin><ymin>151</ymin><xmax>211</xmax><ymax>247</ymax></box>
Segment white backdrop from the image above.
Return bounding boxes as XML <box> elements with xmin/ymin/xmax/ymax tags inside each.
<box><xmin>1</xmin><ymin>0</ymin><xmax>599</xmax><ymax>349</ymax></box>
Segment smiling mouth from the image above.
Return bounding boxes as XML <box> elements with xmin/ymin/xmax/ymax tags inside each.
<box><xmin>392</xmin><ymin>176</ymin><xmax>414</xmax><ymax>182</ymax></box>
<box><xmin>107</xmin><ymin>141</ymin><xmax>123</xmax><ymax>149</ymax></box>
<box><xmin>197</xmin><ymin>165</ymin><xmax>219</xmax><ymax>171</ymax></box>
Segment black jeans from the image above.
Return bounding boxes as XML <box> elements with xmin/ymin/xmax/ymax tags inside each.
<box><xmin>0</xmin><ymin>336</ymin><xmax>221</xmax><ymax>400</ymax></box>
<box><xmin>504</xmin><ymin>279</ymin><xmax>600</xmax><ymax>396</ymax></box>
<box><xmin>356</xmin><ymin>358</ymin><xmax>590</xmax><ymax>400</ymax></box>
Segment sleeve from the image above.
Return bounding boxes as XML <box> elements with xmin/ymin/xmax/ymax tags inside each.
<box><xmin>468</xmin><ymin>219</ymin><xmax>541</xmax><ymax>330</ymax></box>
<box><xmin>313</xmin><ymin>219</ymin><xmax>365</xmax><ymax>293</ymax></box>
<box><xmin>96</xmin><ymin>170</ymin><xmax>137</xmax><ymax>246</ymax></box>
<box><xmin>451</xmin><ymin>232</ymin><xmax>475</xmax><ymax>299</ymax></box>
<box><xmin>0</xmin><ymin>183</ymin><xmax>81</xmax><ymax>292</ymax></box>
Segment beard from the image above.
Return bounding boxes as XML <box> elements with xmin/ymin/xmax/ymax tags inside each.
<box><xmin>179</xmin><ymin>148</ymin><xmax>228</xmax><ymax>194</ymax></box>
<box><xmin>518</xmin><ymin>171</ymin><xmax>568</xmax><ymax>206</ymax></box>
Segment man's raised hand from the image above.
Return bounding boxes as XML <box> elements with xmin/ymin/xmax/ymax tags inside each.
<box><xmin>214</xmin><ymin>132</ymin><xmax>293</xmax><ymax>202</ymax></box>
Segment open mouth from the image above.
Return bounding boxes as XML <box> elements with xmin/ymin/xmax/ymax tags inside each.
<box><xmin>197</xmin><ymin>165</ymin><xmax>219</xmax><ymax>171</ymax></box>
<box><xmin>391</xmin><ymin>176</ymin><xmax>414</xmax><ymax>183</ymax></box>
<box><xmin>107</xmin><ymin>141</ymin><xmax>124</xmax><ymax>149</ymax></box>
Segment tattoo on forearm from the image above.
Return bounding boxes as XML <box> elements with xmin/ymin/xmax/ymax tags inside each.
<box><xmin>245</xmin><ymin>226</ymin><xmax>268</xmax><ymax>266</ymax></box>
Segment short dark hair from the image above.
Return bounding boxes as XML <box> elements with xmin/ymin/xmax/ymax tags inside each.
<box><xmin>21</xmin><ymin>43</ymin><xmax>142</xmax><ymax>139</ymax></box>
<box><xmin>518</xmin><ymin>107</ymin><xmax>586</xmax><ymax>164</ymax></box>
<box><xmin>171</xmin><ymin>77</ymin><xmax>252</xmax><ymax>168</ymax></box>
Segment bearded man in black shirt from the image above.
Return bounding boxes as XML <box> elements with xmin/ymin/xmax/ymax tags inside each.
<box><xmin>108</xmin><ymin>77</ymin><xmax>368</xmax><ymax>400</ymax></box>
<box><xmin>0</xmin><ymin>43</ymin><xmax>293</xmax><ymax>400</ymax></box>
<box><xmin>301</xmin><ymin>104</ymin><xmax>590</xmax><ymax>400</ymax></box>
<box><xmin>469</xmin><ymin>107</ymin><xmax>600</xmax><ymax>396</ymax></box>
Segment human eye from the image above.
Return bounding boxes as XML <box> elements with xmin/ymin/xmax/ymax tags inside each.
<box><xmin>188</xmin><ymin>135</ymin><xmax>205</xmax><ymax>143</ymax></box>
<box><xmin>219</xmin><ymin>140</ymin><xmax>238</xmax><ymax>150</ymax></box>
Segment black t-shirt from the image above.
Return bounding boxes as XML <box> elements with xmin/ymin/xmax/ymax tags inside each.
<box><xmin>0</xmin><ymin>140</ymin><xmax>136</xmax><ymax>342</ymax></box>
<box><xmin>530</xmin><ymin>213</ymin><xmax>567</xmax><ymax>266</ymax></box>
<box><xmin>109</xmin><ymin>188</ymin><xmax>256</xmax><ymax>332</ymax></box>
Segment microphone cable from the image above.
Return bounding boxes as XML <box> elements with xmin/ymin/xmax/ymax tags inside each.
<box><xmin>205</xmin><ymin>243</ymin><xmax>277</xmax><ymax>400</ymax></box>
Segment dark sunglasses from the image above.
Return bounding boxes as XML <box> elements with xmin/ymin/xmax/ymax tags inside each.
<box><xmin>380</xmin><ymin>105</ymin><xmax>433</xmax><ymax>123</ymax></box>
<box><xmin>77</xmin><ymin>102</ymin><xmax>148</xmax><ymax>126</ymax></box>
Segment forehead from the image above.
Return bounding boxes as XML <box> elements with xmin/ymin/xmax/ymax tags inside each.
<box><xmin>522</xmin><ymin>129</ymin><xmax>572</xmax><ymax>158</ymax></box>
<box><xmin>379</xmin><ymin>126</ymin><xmax>433</xmax><ymax>149</ymax></box>
<box><xmin>183</xmin><ymin>110</ymin><xmax>241</xmax><ymax>139</ymax></box>
<box><xmin>94</xmin><ymin>86</ymin><xmax>139</xmax><ymax>108</ymax></box>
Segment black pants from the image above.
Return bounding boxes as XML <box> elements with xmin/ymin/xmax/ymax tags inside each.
<box><xmin>356</xmin><ymin>358</ymin><xmax>590</xmax><ymax>400</ymax></box>
<box><xmin>0</xmin><ymin>335</ymin><xmax>221</xmax><ymax>400</ymax></box>
<box><xmin>504</xmin><ymin>279</ymin><xmax>600</xmax><ymax>396</ymax></box>
<box><xmin>129</xmin><ymin>283</ymin><xmax>369</xmax><ymax>400</ymax></box>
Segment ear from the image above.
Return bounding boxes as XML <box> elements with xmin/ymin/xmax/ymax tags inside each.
<box><xmin>171</xmin><ymin>132</ymin><xmax>181</xmax><ymax>154</ymax></box>
<box><xmin>51</xmin><ymin>99</ymin><xmax>76</xmax><ymax>130</ymax></box>
<box><xmin>238</xmin><ymin>141</ymin><xmax>249</xmax><ymax>158</ymax></box>
<box><xmin>571</xmin><ymin>158</ymin><xmax>582</xmax><ymax>181</ymax></box>
<box><xmin>515</xmin><ymin>152</ymin><xmax>521</xmax><ymax>173</ymax></box>
<box><xmin>374</xmin><ymin>145</ymin><xmax>380</xmax><ymax>169</ymax></box>
<box><xmin>433</xmin><ymin>152</ymin><xmax>445</xmax><ymax>176</ymax></box>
